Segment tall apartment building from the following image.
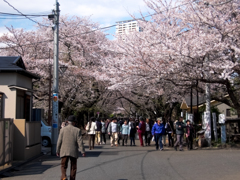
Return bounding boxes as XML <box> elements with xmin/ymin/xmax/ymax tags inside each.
<box><xmin>116</xmin><ymin>20</ymin><xmax>143</xmax><ymax>35</ymax></box>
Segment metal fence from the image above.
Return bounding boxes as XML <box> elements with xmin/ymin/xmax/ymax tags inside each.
<box><xmin>0</xmin><ymin>118</ymin><xmax>13</xmax><ymax>166</ymax></box>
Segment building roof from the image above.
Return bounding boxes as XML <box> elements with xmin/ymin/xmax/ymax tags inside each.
<box><xmin>0</xmin><ymin>56</ymin><xmax>40</xmax><ymax>79</ymax></box>
<box><xmin>184</xmin><ymin>96</ymin><xmax>206</xmax><ymax>107</ymax></box>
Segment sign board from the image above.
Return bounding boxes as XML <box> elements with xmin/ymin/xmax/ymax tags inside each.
<box><xmin>52</xmin><ymin>93</ymin><xmax>58</xmax><ymax>128</ymax></box>
<box><xmin>219</xmin><ymin>114</ymin><xmax>226</xmax><ymax>124</ymax></box>
<box><xmin>204</xmin><ymin>111</ymin><xmax>211</xmax><ymax>139</ymax></box>
<box><xmin>188</xmin><ymin>114</ymin><xmax>194</xmax><ymax>124</ymax></box>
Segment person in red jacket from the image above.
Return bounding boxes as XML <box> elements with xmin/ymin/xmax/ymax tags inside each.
<box><xmin>137</xmin><ymin>116</ymin><xmax>146</xmax><ymax>147</ymax></box>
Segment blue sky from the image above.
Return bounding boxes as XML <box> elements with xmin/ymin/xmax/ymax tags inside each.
<box><xmin>0</xmin><ymin>0</ymin><xmax>152</xmax><ymax>39</ymax></box>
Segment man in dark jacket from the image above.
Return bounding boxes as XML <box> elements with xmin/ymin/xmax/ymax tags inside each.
<box><xmin>165</xmin><ymin>118</ymin><xmax>174</xmax><ymax>147</ymax></box>
<box><xmin>186</xmin><ymin>120</ymin><xmax>195</xmax><ymax>150</ymax></box>
<box><xmin>174</xmin><ymin>117</ymin><xmax>186</xmax><ymax>151</ymax></box>
<box><xmin>56</xmin><ymin>115</ymin><xmax>85</xmax><ymax>180</ymax></box>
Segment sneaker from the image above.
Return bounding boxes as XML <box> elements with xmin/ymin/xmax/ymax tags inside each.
<box><xmin>111</xmin><ymin>144</ymin><xmax>113</xmax><ymax>147</ymax></box>
<box><xmin>100</xmin><ymin>142</ymin><xmax>102</xmax><ymax>145</ymax></box>
<box><xmin>160</xmin><ymin>148</ymin><xmax>163</xmax><ymax>151</ymax></box>
<box><xmin>174</xmin><ymin>146</ymin><xmax>177</xmax><ymax>151</ymax></box>
<box><xmin>179</xmin><ymin>149</ymin><xmax>183</xmax><ymax>151</ymax></box>
<box><xmin>103</xmin><ymin>142</ymin><xmax>105</xmax><ymax>145</ymax></box>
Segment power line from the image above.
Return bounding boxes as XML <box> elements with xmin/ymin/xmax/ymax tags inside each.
<box><xmin>0</xmin><ymin>39</ymin><xmax>54</xmax><ymax>50</ymax></box>
<box><xmin>3</xmin><ymin>0</ymin><xmax>49</xmax><ymax>27</ymax></box>
<box><xmin>0</xmin><ymin>16</ymin><xmax>45</xmax><ymax>20</ymax></box>
<box><xmin>0</xmin><ymin>12</ymin><xmax>48</xmax><ymax>16</ymax></box>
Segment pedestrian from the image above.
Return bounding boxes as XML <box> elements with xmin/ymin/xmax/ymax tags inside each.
<box><xmin>120</xmin><ymin>120</ymin><xmax>130</xmax><ymax>146</ymax></box>
<box><xmin>129</xmin><ymin>118</ymin><xmax>137</xmax><ymax>146</ymax></box>
<box><xmin>165</xmin><ymin>118</ymin><xmax>174</xmax><ymax>147</ymax></box>
<box><xmin>117</xmin><ymin>119</ymin><xmax>124</xmax><ymax>145</ymax></box>
<box><xmin>105</xmin><ymin>119</ymin><xmax>111</xmax><ymax>139</ymax></box>
<box><xmin>174</xmin><ymin>117</ymin><xmax>186</xmax><ymax>151</ymax></box>
<box><xmin>137</xmin><ymin>116</ymin><xmax>146</xmax><ymax>147</ymax></box>
<box><xmin>61</xmin><ymin>121</ymin><xmax>67</xmax><ymax>128</ymax></box>
<box><xmin>145</xmin><ymin>118</ymin><xmax>152</xmax><ymax>146</ymax></box>
<box><xmin>151</xmin><ymin>118</ymin><xmax>165</xmax><ymax>151</ymax></box>
<box><xmin>108</xmin><ymin>118</ymin><xmax>119</xmax><ymax>147</ymax></box>
<box><xmin>162</xmin><ymin>118</ymin><xmax>167</xmax><ymax>146</ymax></box>
<box><xmin>56</xmin><ymin>115</ymin><xmax>85</xmax><ymax>180</ymax></box>
<box><xmin>186</xmin><ymin>120</ymin><xmax>194</xmax><ymax>150</ymax></box>
<box><xmin>85</xmin><ymin>117</ymin><xmax>97</xmax><ymax>150</ymax></box>
<box><xmin>101</xmin><ymin>119</ymin><xmax>106</xmax><ymax>145</ymax></box>
<box><xmin>95</xmin><ymin>118</ymin><xmax>102</xmax><ymax>145</ymax></box>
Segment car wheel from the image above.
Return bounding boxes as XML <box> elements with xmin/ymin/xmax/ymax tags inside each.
<box><xmin>42</xmin><ymin>137</ymin><xmax>50</xmax><ymax>147</ymax></box>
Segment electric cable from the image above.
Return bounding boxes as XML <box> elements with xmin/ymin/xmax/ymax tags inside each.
<box><xmin>3</xmin><ymin>0</ymin><xmax>49</xmax><ymax>27</ymax></box>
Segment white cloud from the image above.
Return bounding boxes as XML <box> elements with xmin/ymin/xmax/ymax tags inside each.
<box><xmin>0</xmin><ymin>0</ymin><xmax>150</xmax><ymax>24</ymax></box>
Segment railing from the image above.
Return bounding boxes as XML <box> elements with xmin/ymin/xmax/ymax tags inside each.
<box><xmin>0</xmin><ymin>119</ymin><xmax>13</xmax><ymax>166</ymax></box>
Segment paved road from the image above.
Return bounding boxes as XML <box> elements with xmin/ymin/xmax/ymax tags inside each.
<box><xmin>2</xmin><ymin>140</ymin><xmax>240</xmax><ymax>180</ymax></box>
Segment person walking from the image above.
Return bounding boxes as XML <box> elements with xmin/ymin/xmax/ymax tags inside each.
<box><xmin>117</xmin><ymin>119</ymin><xmax>124</xmax><ymax>145</ymax></box>
<box><xmin>105</xmin><ymin>119</ymin><xmax>111</xmax><ymax>140</ymax></box>
<box><xmin>186</xmin><ymin>120</ymin><xmax>194</xmax><ymax>150</ymax></box>
<box><xmin>101</xmin><ymin>119</ymin><xmax>106</xmax><ymax>145</ymax></box>
<box><xmin>165</xmin><ymin>118</ymin><xmax>174</xmax><ymax>147</ymax></box>
<box><xmin>174</xmin><ymin>117</ymin><xmax>186</xmax><ymax>151</ymax></box>
<box><xmin>145</xmin><ymin>118</ymin><xmax>152</xmax><ymax>146</ymax></box>
<box><xmin>137</xmin><ymin>117</ymin><xmax>146</xmax><ymax>147</ymax></box>
<box><xmin>95</xmin><ymin>118</ymin><xmax>102</xmax><ymax>145</ymax></box>
<box><xmin>129</xmin><ymin>118</ymin><xmax>137</xmax><ymax>146</ymax></box>
<box><xmin>162</xmin><ymin>118</ymin><xmax>167</xmax><ymax>146</ymax></box>
<box><xmin>56</xmin><ymin>115</ymin><xmax>85</xmax><ymax>180</ymax></box>
<box><xmin>120</xmin><ymin>120</ymin><xmax>130</xmax><ymax>146</ymax></box>
<box><xmin>108</xmin><ymin>118</ymin><xmax>119</xmax><ymax>147</ymax></box>
<box><xmin>85</xmin><ymin>117</ymin><xmax>97</xmax><ymax>150</ymax></box>
<box><xmin>151</xmin><ymin>118</ymin><xmax>165</xmax><ymax>151</ymax></box>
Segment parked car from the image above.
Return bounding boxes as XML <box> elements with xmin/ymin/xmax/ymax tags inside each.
<box><xmin>41</xmin><ymin>119</ymin><xmax>52</xmax><ymax>147</ymax></box>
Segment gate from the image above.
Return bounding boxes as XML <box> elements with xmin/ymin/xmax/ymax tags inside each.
<box><xmin>0</xmin><ymin>118</ymin><xmax>13</xmax><ymax>166</ymax></box>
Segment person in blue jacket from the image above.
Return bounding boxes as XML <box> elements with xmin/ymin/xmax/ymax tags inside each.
<box><xmin>152</xmin><ymin>118</ymin><xmax>165</xmax><ymax>151</ymax></box>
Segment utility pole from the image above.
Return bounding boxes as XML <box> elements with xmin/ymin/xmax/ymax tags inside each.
<box><xmin>48</xmin><ymin>63</ymin><xmax>52</xmax><ymax>125</ymax></box>
<box><xmin>51</xmin><ymin>0</ymin><xmax>60</xmax><ymax>155</ymax></box>
<box><xmin>204</xmin><ymin>54</ymin><xmax>211</xmax><ymax>147</ymax></box>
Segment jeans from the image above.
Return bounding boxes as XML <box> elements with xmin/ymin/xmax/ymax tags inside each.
<box><xmin>88</xmin><ymin>134</ymin><xmax>95</xmax><ymax>149</ymax></box>
<box><xmin>122</xmin><ymin>134</ymin><xmax>128</xmax><ymax>145</ymax></box>
<box><xmin>174</xmin><ymin>134</ymin><xmax>183</xmax><ymax>149</ymax></box>
<box><xmin>168</xmin><ymin>133</ymin><xmax>174</xmax><ymax>147</ymax></box>
<box><xmin>130</xmin><ymin>137</ymin><xmax>135</xmax><ymax>145</ymax></box>
<box><xmin>101</xmin><ymin>133</ymin><xmax>106</xmax><ymax>143</ymax></box>
<box><xmin>145</xmin><ymin>131</ymin><xmax>152</xmax><ymax>145</ymax></box>
<box><xmin>186</xmin><ymin>135</ymin><xmax>193</xmax><ymax>149</ymax></box>
<box><xmin>155</xmin><ymin>133</ymin><xmax>163</xmax><ymax>150</ymax></box>
<box><xmin>61</xmin><ymin>156</ymin><xmax>77</xmax><ymax>180</ymax></box>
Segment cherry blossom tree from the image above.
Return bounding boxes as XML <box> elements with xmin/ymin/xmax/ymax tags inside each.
<box><xmin>99</xmin><ymin>0</ymin><xmax>240</xmax><ymax>116</ymax></box>
<box><xmin>0</xmin><ymin>15</ymin><xmax>112</xmax><ymax>120</ymax></box>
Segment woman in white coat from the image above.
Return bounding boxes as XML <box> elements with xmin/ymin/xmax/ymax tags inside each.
<box><xmin>86</xmin><ymin>117</ymin><xmax>97</xmax><ymax>150</ymax></box>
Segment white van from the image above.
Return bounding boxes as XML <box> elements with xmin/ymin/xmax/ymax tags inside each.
<box><xmin>41</xmin><ymin>119</ymin><xmax>52</xmax><ymax>147</ymax></box>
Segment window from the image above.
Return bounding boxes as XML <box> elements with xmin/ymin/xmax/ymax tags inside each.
<box><xmin>226</xmin><ymin>109</ymin><xmax>231</xmax><ymax>117</ymax></box>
